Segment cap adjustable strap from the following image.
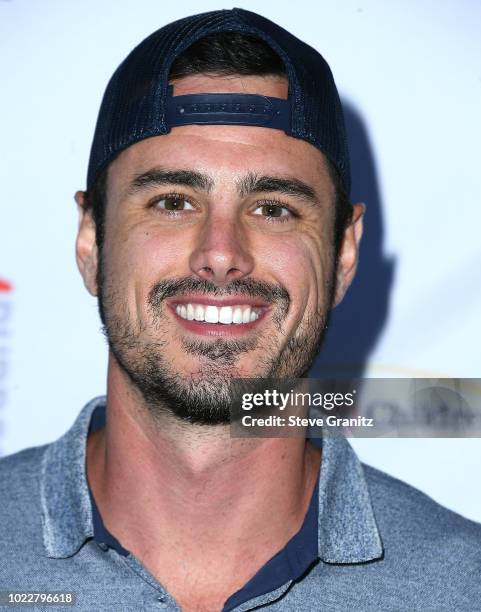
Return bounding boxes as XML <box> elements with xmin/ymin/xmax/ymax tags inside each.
<box><xmin>165</xmin><ymin>87</ymin><xmax>291</xmax><ymax>132</ymax></box>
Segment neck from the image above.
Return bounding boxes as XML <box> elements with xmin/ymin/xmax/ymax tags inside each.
<box><xmin>87</xmin><ymin>359</ymin><xmax>321</xmax><ymax>608</ymax></box>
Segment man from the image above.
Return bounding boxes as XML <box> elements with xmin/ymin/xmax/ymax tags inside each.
<box><xmin>0</xmin><ymin>8</ymin><xmax>480</xmax><ymax>611</ymax></box>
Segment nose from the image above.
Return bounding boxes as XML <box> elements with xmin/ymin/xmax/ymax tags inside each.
<box><xmin>189</xmin><ymin>216</ymin><xmax>255</xmax><ymax>284</ymax></box>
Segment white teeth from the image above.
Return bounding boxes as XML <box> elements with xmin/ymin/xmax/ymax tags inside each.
<box><xmin>219</xmin><ymin>306</ymin><xmax>233</xmax><ymax>324</ymax></box>
<box><xmin>194</xmin><ymin>304</ymin><xmax>205</xmax><ymax>321</ymax></box>
<box><xmin>233</xmin><ymin>307</ymin><xmax>243</xmax><ymax>324</ymax></box>
<box><xmin>205</xmin><ymin>305</ymin><xmax>219</xmax><ymax>323</ymax></box>
<box><xmin>176</xmin><ymin>303</ymin><xmax>261</xmax><ymax>325</ymax></box>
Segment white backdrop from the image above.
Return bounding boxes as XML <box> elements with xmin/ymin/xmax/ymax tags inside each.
<box><xmin>1</xmin><ymin>0</ymin><xmax>480</xmax><ymax>521</ymax></box>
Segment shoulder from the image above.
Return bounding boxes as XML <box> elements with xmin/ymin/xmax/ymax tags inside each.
<box><xmin>0</xmin><ymin>445</ymin><xmax>48</xmax><ymax>553</ymax></box>
<box><xmin>363</xmin><ymin>462</ymin><xmax>481</xmax><ymax>560</ymax></box>
<box><xmin>0</xmin><ymin>444</ymin><xmax>47</xmax><ymax>494</ymax></box>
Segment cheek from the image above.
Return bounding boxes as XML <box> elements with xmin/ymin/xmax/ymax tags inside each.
<box><xmin>253</xmin><ymin>229</ymin><xmax>334</xmax><ymax>318</ymax></box>
<box><xmin>102</xmin><ymin>221</ymin><xmax>187</xmax><ymax>314</ymax></box>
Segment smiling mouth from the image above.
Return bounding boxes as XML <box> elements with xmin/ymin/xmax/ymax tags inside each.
<box><xmin>175</xmin><ymin>303</ymin><xmax>261</xmax><ymax>325</ymax></box>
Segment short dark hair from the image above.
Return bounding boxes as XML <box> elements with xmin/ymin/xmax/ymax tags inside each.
<box><xmin>84</xmin><ymin>32</ymin><xmax>352</xmax><ymax>258</ymax></box>
<box><xmin>168</xmin><ymin>32</ymin><xmax>286</xmax><ymax>79</ymax></box>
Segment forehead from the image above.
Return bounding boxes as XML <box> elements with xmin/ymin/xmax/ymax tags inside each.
<box><xmin>107</xmin><ymin>74</ymin><xmax>334</xmax><ymax>199</ymax></box>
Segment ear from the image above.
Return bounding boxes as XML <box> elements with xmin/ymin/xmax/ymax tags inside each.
<box><xmin>333</xmin><ymin>203</ymin><xmax>365</xmax><ymax>307</ymax></box>
<box><xmin>75</xmin><ymin>190</ymin><xmax>99</xmax><ymax>296</ymax></box>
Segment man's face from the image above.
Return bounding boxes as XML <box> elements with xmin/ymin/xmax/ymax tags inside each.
<box><xmin>76</xmin><ymin>74</ymin><xmax>362</xmax><ymax>424</ymax></box>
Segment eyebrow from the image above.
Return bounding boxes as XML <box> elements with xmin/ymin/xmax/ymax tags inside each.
<box><xmin>125</xmin><ymin>167</ymin><xmax>320</xmax><ymax>206</ymax></box>
<box><xmin>237</xmin><ymin>172</ymin><xmax>319</xmax><ymax>206</ymax></box>
<box><xmin>126</xmin><ymin>168</ymin><xmax>214</xmax><ymax>196</ymax></box>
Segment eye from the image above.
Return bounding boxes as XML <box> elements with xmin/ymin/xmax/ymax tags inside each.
<box><xmin>253</xmin><ymin>202</ymin><xmax>293</xmax><ymax>219</ymax></box>
<box><xmin>153</xmin><ymin>195</ymin><xmax>195</xmax><ymax>211</ymax></box>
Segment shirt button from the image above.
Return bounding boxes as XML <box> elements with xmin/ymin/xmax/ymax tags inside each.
<box><xmin>156</xmin><ymin>595</ymin><xmax>166</xmax><ymax>607</ymax></box>
<box><xmin>96</xmin><ymin>541</ymin><xmax>109</xmax><ymax>551</ymax></box>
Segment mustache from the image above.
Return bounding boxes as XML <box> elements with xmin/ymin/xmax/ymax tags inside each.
<box><xmin>149</xmin><ymin>277</ymin><xmax>290</xmax><ymax>314</ymax></box>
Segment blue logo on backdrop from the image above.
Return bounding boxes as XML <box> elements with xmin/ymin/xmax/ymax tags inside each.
<box><xmin>0</xmin><ymin>278</ymin><xmax>13</xmax><ymax>456</ymax></box>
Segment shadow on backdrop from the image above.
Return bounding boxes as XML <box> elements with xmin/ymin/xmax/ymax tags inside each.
<box><xmin>311</xmin><ymin>101</ymin><xmax>396</xmax><ymax>378</ymax></box>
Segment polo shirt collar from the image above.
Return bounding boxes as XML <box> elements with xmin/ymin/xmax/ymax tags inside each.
<box><xmin>314</xmin><ymin>434</ymin><xmax>383</xmax><ymax>563</ymax></box>
<box><xmin>40</xmin><ymin>398</ymin><xmax>383</xmax><ymax>563</ymax></box>
<box><xmin>40</xmin><ymin>397</ymin><xmax>101</xmax><ymax>558</ymax></box>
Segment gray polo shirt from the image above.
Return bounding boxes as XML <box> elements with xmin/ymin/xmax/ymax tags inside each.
<box><xmin>0</xmin><ymin>397</ymin><xmax>480</xmax><ymax>611</ymax></box>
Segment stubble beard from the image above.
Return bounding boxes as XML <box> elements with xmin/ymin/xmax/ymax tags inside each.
<box><xmin>97</xmin><ymin>264</ymin><xmax>334</xmax><ymax>426</ymax></box>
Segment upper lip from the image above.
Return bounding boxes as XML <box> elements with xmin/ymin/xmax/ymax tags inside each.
<box><xmin>166</xmin><ymin>295</ymin><xmax>270</xmax><ymax>308</ymax></box>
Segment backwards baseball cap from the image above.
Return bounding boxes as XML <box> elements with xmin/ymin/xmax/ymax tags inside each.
<box><xmin>87</xmin><ymin>8</ymin><xmax>350</xmax><ymax>194</ymax></box>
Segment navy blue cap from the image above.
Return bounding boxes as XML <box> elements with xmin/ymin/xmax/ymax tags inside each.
<box><xmin>87</xmin><ymin>8</ymin><xmax>350</xmax><ymax>194</ymax></box>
